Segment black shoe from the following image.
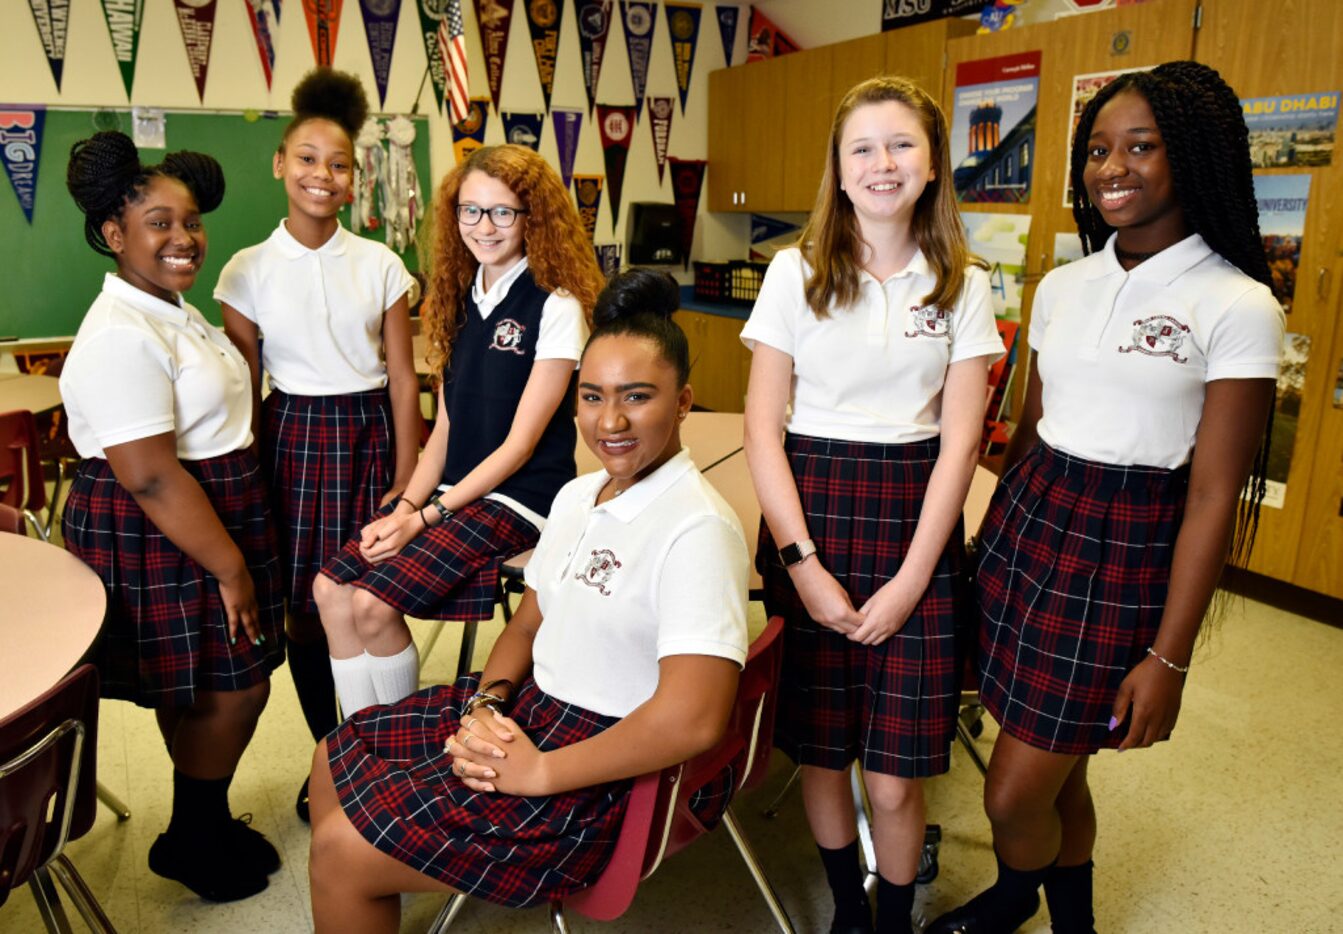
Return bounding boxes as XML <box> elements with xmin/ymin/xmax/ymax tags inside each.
<box><xmin>830</xmin><ymin>894</ymin><xmax>875</xmax><ymax>934</ymax></box>
<box><xmin>295</xmin><ymin>776</ymin><xmax>311</xmax><ymax>823</ymax></box>
<box><xmin>925</xmin><ymin>889</ymin><xmax>1040</xmax><ymax>934</ymax></box>
<box><xmin>228</xmin><ymin>813</ymin><xmax>281</xmax><ymax>875</ymax></box>
<box><xmin>149</xmin><ymin>831</ymin><xmax>268</xmax><ymax>902</ymax></box>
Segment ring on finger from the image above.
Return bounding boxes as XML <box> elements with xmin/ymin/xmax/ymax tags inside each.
<box><xmin>464</xmin><ymin>717</ymin><xmax>479</xmax><ymax>731</ymax></box>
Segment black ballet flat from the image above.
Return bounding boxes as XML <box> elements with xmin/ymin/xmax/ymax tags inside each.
<box><xmin>925</xmin><ymin>890</ymin><xmax>1039</xmax><ymax>934</ymax></box>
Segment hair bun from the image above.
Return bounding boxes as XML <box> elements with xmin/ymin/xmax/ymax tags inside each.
<box><xmin>66</xmin><ymin>131</ymin><xmax>141</xmax><ymax>218</ymax></box>
<box><xmin>592</xmin><ymin>267</ymin><xmax>680</xmax><ymax>327</ymax></box>
<box><xmin>291</xmin><ymin>67</ymin><xmax>370</xmax><ymax>138</ymax></box>
<box><xmin>162</xmin><ymin>150</ymin><xmax>226</xmax><ymax>213</ymax></box>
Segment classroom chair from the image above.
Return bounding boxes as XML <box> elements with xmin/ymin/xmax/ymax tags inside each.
<box><xmin>0</xmin><ymin>409</ymin><xmax>50</xmax><ymax>540</ymax></box>
<box><xmin>0</xmin><ymin>502</ymin><xmax>22</xmax><ymax>535</ymax></box>
<box><xmin>418</xmin><ymin>549</ymin><xmax>531</xmax><ymax>683</ymax></box>
<box><xmin>427</xmin><ymin>616</ymin><xmax>796</xmax><ymax>933</ymax></box>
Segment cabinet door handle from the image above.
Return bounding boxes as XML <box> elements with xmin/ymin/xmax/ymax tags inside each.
<box><xmin>1318</xmin><ymin>266</ymin><xmax>1332</xmax><ymax>303</ymax></box>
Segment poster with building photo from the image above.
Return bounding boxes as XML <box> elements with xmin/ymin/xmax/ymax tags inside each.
<box><xmin>961</xmin><ymin>212</ymin><xmax>1031</xmax><ymax>320</ymax></box>
<box><xmin>950</xmin><ymin>51</ymin><xmax>1040</xmax><ymax>204</ymax></box>
<box><xmin>1242</xmin><ymin>91</ymin><xmax>1339</xmax><ymax>168</ymax></box>
<box><xmin>1262</xmin><ymin>332</ymin><xmax>1311</xmax><ymax>509</ymax></box>
<box><xmin>1062</xmin><ymin>66</ymin><xmax>1151</xmax><ymax>207</ymax></box>
<box><xmin>1254</xmin><ymin>173</ymin><xmax>1311</xmax><ymax>315</ymax></box>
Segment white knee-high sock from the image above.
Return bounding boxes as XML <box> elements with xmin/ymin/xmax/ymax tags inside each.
<box><xmin>330</xmin><ymin>654</ymin><xmax>378</xmax><ymax>718</ymax></box>
<box><xmin>367</xmin><ymin>642</ymin><xmax>421</xmax><ymax>706</ymax></box>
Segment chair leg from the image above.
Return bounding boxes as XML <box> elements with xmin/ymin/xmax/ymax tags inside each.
<box><xmin>28</xmin><ymin>867</ymin><xmax>75</xmax><ymax>934</ymax></box>
<box><xmin>48</xmin><ymin>855</ymin><xmax>118</xmax><ymax>933</ymax></box>
<box><xmin>455</xmin><ymin>622</ymin><xmax>478</xmax><ymax>682</ymax></box>
<box><xmin>549</xmin><ymin>899</ymin><xmax>572</xmax><ymax>934</ymax></box>
<box><xmin>850</xmin><ymin>767</ymin><xmax>877</xmax><ymax>895</ymax></box>
<box><xmin>721</xmin><ymin>807</ymin><xmax>796</xmax><ymax>934</ymax></box>
<box><xmin>96</xmin><ymin>782</ymin><xmax>132</xmax><ymax>821</ymax></box>
<box><xmin>419</xmin><ymin>621</ymin><xmax>447</xmax><ymax>671</ymax></box>
<box><xmin>955</xmin><ymin>718</ymin><xmax>989</xmax><ymax>777</ymax></box>
<box><xmin>425</xmin><ymin>892</ymin><xmax>469</xmax><ymax>934</ymax></box>
<box><xmin>24</xmin><ymin>509</ymin><xmax>51</xmax><ymax>542</ymax></box>
<box><xmin>761</xmin><ymin>764</ymin><xmax>801</xmax><ymax>819</ymax></box>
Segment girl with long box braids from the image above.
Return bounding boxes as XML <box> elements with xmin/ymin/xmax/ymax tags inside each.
<box><xmin>927</xmin><ymin>61</ymin><xmax>1283</xmax><ymax>934</ymax></box>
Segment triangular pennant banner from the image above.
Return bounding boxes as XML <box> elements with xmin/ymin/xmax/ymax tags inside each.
<box><xmin>620</xmin><ymin>1</ymin><xmax>656</xmax><ymax>121</ymax></box>
<box><xmin>595</xmin><ymin>243</ymin><xmax>621</xmax><ymax>278</ymax></box>
<box><xmin>647</xmin><ymin>96</ymin><xmax>673</xmax><ymax>184</ymax></box>
<box><xmin>502</xmin><ymin>111</ymin><xmax>544</xmax><ymax>150</ymax></box>
<box><xmin>415</xmin><ymin>0</ymin><xmax>448</xmax><ymax>113</ymax></box>
<box><xmin>667</xmin><ymin>157</ymin><xmax>705</xmax><ymax>269</ymax></box>
<box><xmin>596</xmin><ymin>104</ymin><xmax>635</xmax><ymax>232</ymax></box>
<box><xmin>100</xmin><ymin>0</ymin><xmax>145</xmax><ymax>99</ymax></box>
<box><xmin>26</xmin><ymin>0</ymin><xmax>70</xmax><ymax>90</ymax></box>
<box><xmin>751</xmin><ymin>213</ymin><xmax>800</xmax><ymax>244</ymax></box>
<box><xmin>474</xmin><ymin>0</ymin><xmax>514</xmax><ymax>114</ymax></box>
<box><xmin>573</xmin><ymin>174</ymin><xmax>604</xmax><ymax>243</ymax></box>
<box><xmin>716</xmin><ymin>4</ymin><xmax>739</xmax><ymax>66</ymax></box>
<box><xmin>452</xmin><ymin>97</ymin><xmax>491</xmax><ymax>164</ymax></box>
<box><xmin>303</xmin><ymin>0</ymin><xmax>343</xmax><ymax>66</ymax></box>
<box><xmin>359</xmin><ymin>0</ymin><xmax>401</xmax><ymax>107</ymax></box>
<box><xmin>747</xmin><ymin>6</ymin><xmax>798</xmax><ymax>62</ymax></box>
<box><xmin>552</xmin><ymin>108</ymin><xmax>583</xmax><ymax>189</ymax></box>
<box><xmin>173</xmin><ymin>0</ymin><xmax>218</xmax><ymax>102</ymax></box>
<box><xmin>664</xmin><ymin>3</ymin><xmax>702</xmax><ymax>115</ymax></box>
<box><xmin>576</xmin><ymin>0</ymin><xmax>613</xmax><ymax>116</ymax></box>
<box><xmin>0</xmin><ymin>108</ymin><xmax>45</xmax><ymax>224</ymax></box>
<box><xmin>524</xmin><ymin>0</ymin><xmax>563</xmax><ymax>112</ymax></box>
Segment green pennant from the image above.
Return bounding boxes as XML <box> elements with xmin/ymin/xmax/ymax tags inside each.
<box><xmin>416</xmin><ymin>0</ymin><xmax>448</xmax><ymax>113</ymax></box>
<box><xmin>100</xmin><ymin>0</ymin><xmax>144</xmax><ymax>100</ymax></box>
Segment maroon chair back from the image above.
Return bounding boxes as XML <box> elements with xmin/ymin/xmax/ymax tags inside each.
<box><xmin>0</xmin><ymin>664</ymin><xmax>100</xmax><ymax>908</ymax></box>
<box><xmin>0</xmin><ymin>409</ymin><xmax>47</xmax><ymax>515</ymax></box>
<box><xmin>0</xmin><ymin>503</ymin><xmax>22</xmax><ymax>535</ymax></box>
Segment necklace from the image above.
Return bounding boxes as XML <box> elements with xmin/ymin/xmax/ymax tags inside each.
<box><xmin>1114</xmin><ymin>245</ymin><xmax>1159</xmax><ymax>263</ymax></box>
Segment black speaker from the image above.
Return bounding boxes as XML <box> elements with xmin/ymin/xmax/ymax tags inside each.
<box><xmin>626</xmin><ymin>202</ymin><xmax>684</xmax><ymax>265</ymax></box>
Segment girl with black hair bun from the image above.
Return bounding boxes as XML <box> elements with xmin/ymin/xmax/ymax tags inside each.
<box><xmin>215</xmin><ymin>67</ymin><xmax>420</xmax><ymax>822</ymax></box>
<box><xmin>60</xmin><ymin>131</ymin><xmax>284</xmax><ymax>902</ymax></box>
<box><xmin>927</xmin><ymin>61</ymin><xmax>1283</xmax><ymax>934</ymax></box>
<box><xmin>305</xmin><ymin>268</ymin><xmax>749</xmax><ymax>932</ymax></box>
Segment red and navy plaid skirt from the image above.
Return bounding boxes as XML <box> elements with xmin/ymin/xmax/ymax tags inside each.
<box><xmin>321</xmin><ymin>498</ymin><xmax>539</xmax><ymax>621</ymax></box>
<box><xmin>976</xmin><ymin>442</ymin><xmax>1188</xmax><ymax>755</ymax></box>
<box><xmin>328</xmin><ymin>675</ymin><xmax>631</xmax><ymax>908</ymax></box>
<box><xmin>61</xmin><ymin>452</ymin><xmax>285</xmax><ymax>708</ymax></box>
<box><xmin>760</xmin><ymin>434</ymin><xmax>965</xmax><ymax>779</ymax></box>
<box><xmin>262</xmin><ymin>388</ymin><xmax>393</xmax><ymax>614</ymax></box>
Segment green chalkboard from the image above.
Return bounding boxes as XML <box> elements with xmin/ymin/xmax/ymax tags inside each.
<box><xmin>0</xmin><ymin>109</ymin><xmax>432</xmax><ymax>339</ymax></box>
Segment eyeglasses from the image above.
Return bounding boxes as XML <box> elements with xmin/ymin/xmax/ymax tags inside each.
<box><xmin>456</xmin><ymin>204</ymin><xmax>528</xmax><ymax>228</ymax></box>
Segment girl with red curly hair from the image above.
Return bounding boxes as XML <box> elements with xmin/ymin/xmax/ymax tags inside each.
<box><xmin>314</xmin><ymin>144</ymin><xmax>605</xmax><ymax>716</ymax></box>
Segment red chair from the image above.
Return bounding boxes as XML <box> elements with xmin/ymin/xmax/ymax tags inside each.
<box><xmin>0</xmin><ymin>409</ymin><xmax>50</xmax><ymax>540</ymax></box>
<box><xmin>0</xmin><ymin>663</ymin><xmax>116</xmax><ymax>932</ymax></box>
<box><xmin>0</xmin><ymin>503</ymin><xmax>22</xmax><ymax>535</ymax></box>
<box><xmin>428</xmin><ymin>616</ymin><xmax>795</xmax><ymax>933</ymax></box>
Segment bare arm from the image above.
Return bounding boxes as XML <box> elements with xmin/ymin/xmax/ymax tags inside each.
<box><xmin>1001</xmin><ymin>351</ymin><xmax>1043</xmax><ymax>473</ymax></box>
<box><xmin>220</xmin><ymin>303</ymin><xmax>263</xmax><ymax>451</ymax></box>
<box><xmin>380</xmin><ymin>295</ymin><xmax>422</xmax><ymax>504</ymax></box>
<box><xmin>1112</xmin><ymin>377</ymin><xmax>1274</xmax><ymax>750</ymax></box>
<box><xmin>743</xmin><ymin>343</ymin><xmax>863</xmax><ymax>633</ymax></box>
<box><xmin>103</xmin><ymin>431</ymin><xmax>260</xmax><ymax>644</ymax></box>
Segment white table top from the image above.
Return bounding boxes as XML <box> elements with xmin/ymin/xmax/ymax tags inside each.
<box><xmin>0</xmin><ymin>536</ymin><xmax>106</xmax><ymax>718</ymax></box>
<box><xmin>0</xmin><ymin>373</ymin><xmax>63</xmax><ymax>416</ymax></box>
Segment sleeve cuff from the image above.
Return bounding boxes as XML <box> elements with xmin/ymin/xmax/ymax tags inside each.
<box><xmin>657</xmin><ymin>636</ymin><xmax>748</xmax><ymax>668</ymax></box>
<box><xmin>1206</xmin><ymin>360</ymin><xmax>1281</xmax><ymax>382</ymax></box>
<box><xmin>94</xmin><ymin>417</ymin><xmax>176</xmax><ymax>449</ymax></box>
<box><xmin>950</xmin><ymin>339</ymin><xmax>1007</xmax><ymax>365</ymax></box>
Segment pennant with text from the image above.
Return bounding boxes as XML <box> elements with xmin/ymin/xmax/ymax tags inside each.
<box><xmin>647</xmin><ymin>96</ymin><xmax>673</xmax><ymax>184</ymax></box>
<box><xmin>303</xmin><ymin>0</ymin><xmax>343</xmax><ymax>67</ymax></box>
<box><xmin>502</xmin><ymin>111</ymin><xmax>544</xmax><ymax>150</ymax></box>
<box><xmin>751</xmin><ymin>213</ymin><xmax>799</xmax><ymax>244</ymax></box>
<box><xmin>573</xmin><ymin>174</ymin><xmax>605</xmax><ymax>243</ymax></box>
<box><xmin>26</xmin><ymin>0</ymin><xmax>70</xmax><ymax>90</ymax></box>
<box><xmin>474</xmin><ymin>0</ymin><xmax>514</xmax><ymax>114</ymax></box>
<box><xmin>359</xmin><ymin>0</ymin><xmax>401</xmax><ymax>107</ymax></box>
<box><xmin>746</xmin><ymin>6</ymin><xmax>798</xmax><ymax>62</ymax></box>
<box><xmin>1</xmin><ymin>108</ymin><xmax>44</xmax><ymax>224</ymax></box>
<box><xmin>667</xmin><ymin>157</ymin><xmax>705</xmax><ymax>268</ymax></box>
<box><xmin>664</xmin><ymin>3</ymin><xmax>702</xmax><ymax>115</ymax></box>
<box><xmin>576</xmin><ymin>0</ymin><xmax>613</xmax><ymax>115</ymax></box>
<box><xmin>452</xmin><ymin>97</ymin><xmax>490</xmax><ymax>164</ymax></box>
<box><xmin>620</xmin><ymin>1</ymin><xmax>656</xmax><ymax>121</ymax></box>
<box><xmin>716</xmin><ymin>4</ymin><xmax>739</xmax><ymax>66</ymax></box>
<box><xmin>597</xmin><ymin>104</ymin><xmax>635</xmax><ymax>231</ymax></box>
<box><xmin>882</xmin><ymin>0</ymin><xmax>984</xmax><ymax>30</ymax></box>
<box><xmin>100</xmin><ymin>0</ymin><xmax>145</xmax><ymax>99</ymax></box>
<box><xmin>595</xmin><ymin>243</ymin><xmax>622</xmax><ymax>278</ymax></box>
<box><xmin>524</xmin><ymin>0</ymin><xmax>563</xmax><ymax>111</ymax></box>
<box><xmin>552</xmin><ymin>107</ymin><xmax>583</xmax><ymax>188</ymax></box>
<box><xmin>416</xmin><ymin>0</ymin><xmax>448</xmax><ymax>113</ymax></box>
<box><xmin>173</xmin><ymin>0</ymin><xmax>218</xmax><ymax>101</ymax></box>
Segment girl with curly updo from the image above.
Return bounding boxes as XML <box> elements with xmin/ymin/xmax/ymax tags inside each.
<box><xmin>314</xmin><ymin>144</ymin><xmax>605</xmax><ymax>717</ymax></box>
<box><xmin>61</xmin><ymin>131</ymin><xmax>284</xmax><ymax>902</ymax></box>
<box><xmin>928</xmin><ymin>61</ymin><xmax>1283</xmax><ymax>934</ymax></box>
<box><xmin>215</xmin><ymin>67</ymin><xmax>419</xmax><ymax>822</ymax></box>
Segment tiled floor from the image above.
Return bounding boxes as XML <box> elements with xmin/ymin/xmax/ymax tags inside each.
<box><xmin>5</xmin><ymin>591</ymin><xmax>1342</xmax><ymax>933</ymax></box>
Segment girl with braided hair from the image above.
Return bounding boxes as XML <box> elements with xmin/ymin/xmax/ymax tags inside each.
<box><xmin>215</xmin><ymin>68</ymin><xmax>420</xmax><ymax>822</ymax></box>
<box><xmin>928</xmin><ymin>61</ymin><xmax>1283</xmax><ymax>934</ymax></box>
<box><xmin>61</xmin><ymin>131</ymin><xmax>284</xmax><ymax>901</ymax></box>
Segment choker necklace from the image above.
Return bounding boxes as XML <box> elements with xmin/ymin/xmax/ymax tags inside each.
<box><xmin>1115</xmin><ymin>245</ymin><xmax>1159</xmax><ymax>263</ymax></box>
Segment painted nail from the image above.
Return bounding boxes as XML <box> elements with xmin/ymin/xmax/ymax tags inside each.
<box><xmin>253</xmin><ymin>637</ymin><xmax>262</xmax><ymax>646</ymax></box>
<box><xmin>1108</xmin><ymin>716</ymin><xmax>1120</xmax><ymax>731</ymax></box>
<box><xmin>257</xmin><ymin>634</ymin><xmax>266</xmax><ymax>644</ymax></box>
<box><xmin>230</xmin><ymin>636</ymin><xmax>237</xmax><ymax>645</ymax></box>
<box><xmin>484</xmin><ymin>770</ymin><xmax>497</xmax><ymax>779</ymax></box>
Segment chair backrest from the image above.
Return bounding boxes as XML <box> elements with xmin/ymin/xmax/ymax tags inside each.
<box><xmin>0</xmin><ymin>664</ymin><xmax>100</xmax><ymax>908</ymax></box>
<box><xmin>0</xmin><ymin>503</ymin><xmax>22</xmax><ymax>535</ymax></box>
<box><xmin>0</xmin><ymin>409</ymin><xmax>47</xmax><ymax>514</ymax></box>
<box><xmin>562</xmin><ymin>616</ymin><xmax>786</xmax><ymax>923</ymax></box>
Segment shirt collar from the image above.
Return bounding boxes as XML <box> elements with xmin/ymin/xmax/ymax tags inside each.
<box><xmin>861</xmin><ymin>248</ymin><xmax>933</xmax><ymax>286</ymax></box>
<box><xmin>590</xmin><ymin>448</ymin><xmax>695</xmax><ymax>524</ymax></box>
<box><xmin>102</xmin><ymin>272</ymin><xmax>189</xmax><ymax>325</ymax></box>
<box><xmin>1087</xmin><ymin>232</ymin><xmax>1213</xmax><ymax>284</ymax></box>
<box><xmin>472</xmin><ymin>255</ymin><xmax>531</xmax><ymax>316</ymax></box>
<box><xmin>271</xmin><ymin>219</ymin><xmax>350</xmax><ymax>259</ymax></box>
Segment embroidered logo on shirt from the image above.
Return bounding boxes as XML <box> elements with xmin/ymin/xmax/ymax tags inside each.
<box><xmin>1118</xmin><ymin>315</ymin><xmax>1190</xmax><ymax>363</ymax></box>
<box><xmin>576</xmin><ymin>548</ymin><xmax>622</xmax><ymax>596</ymax></box>
<box><xmin>905</xmin><ymin>304</ymin><xmax>951</xmax><ymax>339</ymax></box>
<box><xmin>489</xmin><ymin>318</ymin><xmax>527</xmax><ymax>355</ymax></box>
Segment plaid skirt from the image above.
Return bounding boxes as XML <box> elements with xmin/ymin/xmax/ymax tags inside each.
<box><xmin>760</xmin><ymin>434</ymin><xmax>964</xmax><ymax>779</ymax></box>
<box><xmin>62</xmin><ymin>452</ymin><xmax>285</xmax><ymax>707</ymax></box>
<box><xmin>976</xmin><ymin>442</ymin><xmax>1188</xmax><ymax>755</ymax></box>
<box><xmin>321</xmin><ymin>497</ymin><xmax>539</xmax><ymax>621</ymax></box>
<box><xmin>262</xmin><ymin>388</ymin><xmax>393</xmax><ymax>614</ymax></box>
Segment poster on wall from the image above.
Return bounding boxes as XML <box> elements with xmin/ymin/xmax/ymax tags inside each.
<box><xmin>882</xmin><ymin>0</ymin><xmax>983</xmax><ymax>30</ymax></box>
<box><xmin>595</xmin><ymin>243</ymin><xmax>622</xmax><ymax>278</ymax></box>
<box><xmin>1053</xmin><ymin>232</ymin><xmax>1084</xmax><ymax>268</ymax></box>
<box><xmin>502</xmin><ymin>111</ymin><xmax>543</xmax><ymax>150</ymax></box>
<box><xmin>647</xmin><ymin>97</ymin><xmax>673</xmax><ymax>183</ymax></box>
<box><xmin>1254</xmin><ymin>173</ymin><xmax>1311</xmax><ymax>315</ymax></box>
<box><xmin>475</xmin><ymin>0</ymin><xmax>514</xmax><ymax>113</ymax></box>
<box><xmin>1261</xmin><ymin>332</ymin><xmax>1311</xmax><ymax>510</ymax></box>
<box><xmin>573</xmin><ymin>174</ymin><xmax>605</xmax><ymax>242</ymax></box>
<box><xmin>552</xmin><ymin>108</ymin><xmax>583</xmax><ymax>188</ymax></box>
<box><xmin>665</xmin><ymin>3</ymin><xmax>703</xmax><ymax>115</ymax></box>
<box><xmin>1062</xmin><ymin>67</ymin><xmax>1150</xmax><ymax>207</ymax></box>
<box><xmin>749</xmin><ymin>213</ymin><xmax>800</xmax><ymax>261</ymax></box>
<box><xmin>620</xmin><ymin>1</ymin><xmax>657</xmax><ymax>119</ymax></box>
<box><xmin>1242</xmin><ymin>92</ymin><xmax>1339</xmax><ymax>168</ymax></box>
<box><xmin>950</xmin><ymin>51</ymin><xmax>1040</xmax><ymax>204</ymax></box>
<box><xmin>716</xmin><ymin>5</ymin><xmax>739</xmax><ymax>67</ymax></box>
<box><xmin>0</xmin><ymin>107</ymin><xmax>44</xmax><ymax>224</ymax></box>
<box><xmin>577</xmin><ymin>0</ymin><xmax>613</xmax><ymax>115</ymax></box>
<box><xmin>597</xmin><ymin>105</ymin><xmax>635</xmax><ymax>231</ymax></box>
<box><xmin>451</xmin><ymin>98</ymin><xmax>490</xmax><ymax>165</ymax></box>
<box><xmin>359</xmin><ymin>0</ymin><xmax>402</xmax><ymax>107</ymax></box>
<box><xmin>668</xmin><ymin>157</ymin><xmax>706</xmax><ymax>267</ymax></box>
<box><xmin>960</xmin><ymin>212</ymin><xmax>1031</xmax><ymax>320</ymax></box>
<box><xmin>101</xmin><ymin>0</ymin><xmax>146</xmax><ymax>98</ymax></box>
<box><xmin>525</xmin><ymin>0</ymin><xmax>564</xmax><ymax>111</ymax></box>
<box><xmin>301</xmin><ymin>0</ymin><xmax>342</xmax><ymax>68</ymax></box>
<box><xmin>26</xmin><ymin>0</ymin><xmax>69</xmax><ymax>89</ymax></box>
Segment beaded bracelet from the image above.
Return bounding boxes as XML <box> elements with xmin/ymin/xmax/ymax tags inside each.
<box><xmin>1146</xmin><ymin>647</ymin><xmax>1190</xmax><ymax>673</ymax></box>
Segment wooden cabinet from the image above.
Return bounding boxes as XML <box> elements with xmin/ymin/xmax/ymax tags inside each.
<box><xmin>675</xmin><ymin>310</ymin><xmax>751</xmax><ymax>413</ymax></box>
<box><xmin>707</xmin><ymin>57</ymin><xmax>787</xmax><ymax>211</ymax></box>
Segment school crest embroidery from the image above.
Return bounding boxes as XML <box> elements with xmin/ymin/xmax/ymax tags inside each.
<box><xmin>1118</xmin><ymin>315</ymin><xmax>1190</xmax><ymax>363</ymax></box>
<box><xmin>489</xmin><ymin>318</ymin><xmax>527</xmax><ymax>355</ymax></box>
<box><xmin>576</xmin><ymin>548</ymin><xmax>622</xmax><ymax>596</ymax></box>
<box><xmin>905</xmin><ymin>304</ymin><xmax>951</xmax><ymax>339</ymax></box>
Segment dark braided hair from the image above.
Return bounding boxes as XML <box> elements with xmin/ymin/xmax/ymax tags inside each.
<box><xmin>283</xmin><ymin>67</ymin><xmax>369</xmax><ymax>148</ymax></box>
<box><xmin>1070</xmin><ymin>61</ymin><xmax>1273</xmax><ymax>571</ymax></box>
<box><xmin>66</xmin><ymin>131</ymin><xmax>225</xmax><ymax>257</ymax></box>
<box><xmin>586</xmin><ymin>267</ymin><xmax>690</xmax><ymax>387</ymax></box>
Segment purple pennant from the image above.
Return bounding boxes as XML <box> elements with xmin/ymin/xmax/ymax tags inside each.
<box><xmin>716</xmin><ymin>5</ymin><xmax>739</xmax><ymax>66</ymax></box>
<box><xmin>552</xmin><ymin>108</ymin><xmax>583</xmax><ymax>189</ymax></box>
<box><xmin>359</xmin><ymin>0</ymin><xmax>402</xmax><ymax>107</ymax></box>
<box><xmin>619</xmin><ymin>1</ymin><xmax>656</xmax><ymax>121</ymax></box>
<box><xmin>0</xmin><ymin>108</ymin><xmax>45</xmax><ymax>224</ymax></box>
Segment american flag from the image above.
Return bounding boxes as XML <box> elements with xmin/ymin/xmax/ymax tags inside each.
<box><xmin>439</xmin><ymin>0</ymin><xmax>469</xmax><ymax>124</ymax></box>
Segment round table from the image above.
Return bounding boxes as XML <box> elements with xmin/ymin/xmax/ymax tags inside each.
<box><xmin>0</xmin><ymin>372</ymin><xmax>63</xmax><ymax>416</ymax></box>
<box><xmin>0</xmin><ymin>535</ymin><xmax>106</xmax><ymax>718</ymax></box>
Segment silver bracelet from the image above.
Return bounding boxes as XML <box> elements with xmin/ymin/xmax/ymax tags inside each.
<box><xmin>1146</xmin><ymin>647</ymin><xmax>1190</xmax><ymax>673</ymax></box>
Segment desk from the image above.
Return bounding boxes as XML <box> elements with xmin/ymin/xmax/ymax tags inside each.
<box><xmin>0</xmin><ymin>373</ymin><xmax>62</xmax><ymax>416</ymax></box>
<box><xmin>575</xmin><ymin>411</ymin><xmax>744</xmax><ymax>475</ymax></box>
<box><xmin>0</xmin><ymin>535</ymin><xmax>106</xmax><ymax>718</ymax></box>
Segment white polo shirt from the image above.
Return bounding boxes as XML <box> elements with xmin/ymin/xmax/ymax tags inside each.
<box><xmin>526</xmin><ymin>449</ymin><xmax>749</xmax><ymax>718</ymax></box>
<box><xmin>470</xmin><ymin>255</ymin><xmax>587</xmax><ymax>364</ymax></box>
<box><xmin>61</xmin><ymin>274</ymin><xmax>253</xmax><ymax>460</ymax></box>
<box><xmin>741</xmin><ymin>248</ymin><xmax>1004</xmax><ymax>444</ymax></box>
<box><xmin>213</xmin><ymin>221</ymin><xmax>414</xmax><ymax>396</ymax></box>
<box><xmin>1031</xmin><ymin>233</ymin><xmax>1284</xmax><ymax>469</ymax></box>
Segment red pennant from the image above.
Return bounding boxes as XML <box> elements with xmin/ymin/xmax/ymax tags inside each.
<box><xmin>475</xmin><ymin>0</ymin><xmax>515</xmax><ymax>113</ymax></box>
<box><xmin>173</xmin><ymin>0</ymin><xmax>218</xmax><ymax>102</ymax></box>
<box><xmin>667</xmin><ymin>157</ymin><xmax>705</xmax><ymax>268</ymax></box>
